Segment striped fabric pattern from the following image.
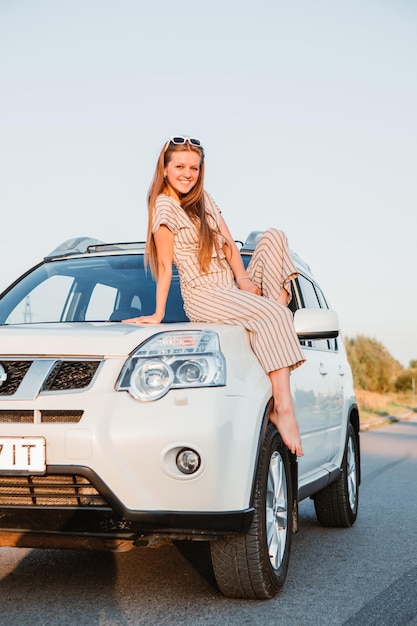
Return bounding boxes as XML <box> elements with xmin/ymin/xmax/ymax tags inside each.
<box><xmin>152</xmin><ymin>193</ymin><xmax>305</xmax><ymax>373</ymax></box>
<box><xmin>153</xmin><ymin>192</ymin><xmax>233</xmax><ymax>288</ymax></box>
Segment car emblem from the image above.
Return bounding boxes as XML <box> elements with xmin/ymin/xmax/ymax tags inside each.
<box><xmin>0</xmin><ymin>364</ymin><xmax>7</xmax><ymax>386</ymax></box>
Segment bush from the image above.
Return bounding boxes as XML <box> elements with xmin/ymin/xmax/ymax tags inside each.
<box><xmin>345</xmin><ymin>335</ymin><xmax>402</xmax><ymax>393</ymax></box>
<box><xmin>395</xmin><ymin>369</ymin><xmax>417</xmax><ymax>393</ymax></box>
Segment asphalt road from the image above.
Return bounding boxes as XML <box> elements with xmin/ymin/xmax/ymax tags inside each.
<box><xmin>0</xmin><ymin>416</ymin><xmax>416</xmax><ymax>626</ymax></box>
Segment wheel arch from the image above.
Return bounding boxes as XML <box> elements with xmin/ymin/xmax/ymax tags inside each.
<box><xmin>348</xmin><ymin>402</ymin><xmax>361</xmax><ymax>487</ymax></box>
<box><xmin>249</xmin><ymin>399</ymin><xmax>299</xmax><ymax>533</ymax></box>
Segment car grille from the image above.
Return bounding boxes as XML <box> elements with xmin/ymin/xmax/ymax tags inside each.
<box><xmin>0</xmin><ymin>475</ymin><xmax>108</xmax><ymax>507</ymax></box>
<box><xmin>43</xmin><ymin>361</ymin><xmax>100</xmax><ymax>391</ymax></box>
<box><xmin>0</xmin><ymin>360</ymin><xmax>32</xmax><ymax>395</ymax></box>
<box><xmin>0</xmin><ymin>359</ymin><xmax>101</xmax><ymax>396</ymax></box>
<box><xmin>0</xmin><ymin>410</ymin><xmax>83</xmax><ymax>423</ymax></box>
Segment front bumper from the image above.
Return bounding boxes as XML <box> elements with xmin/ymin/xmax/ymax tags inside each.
<box><xmin>0</xmin><ymin>464</ymin><xmax>255</xmax><ymax>548</ymax></box>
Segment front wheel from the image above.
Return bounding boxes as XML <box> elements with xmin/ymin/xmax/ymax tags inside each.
<box><xmin>313</xmin><ymin>422</ymin><xmax>359</xmax><ymax>527</ymax></box>
<box><xmin>210</xmin><ymin>424</ymin><xmax>293</xmax><ymax>599</ymax></box>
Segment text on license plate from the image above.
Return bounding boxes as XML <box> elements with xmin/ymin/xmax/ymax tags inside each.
<box><xmin>0</xmin><ymin>437</ymin><xmax>46</xmax><ymax>472</ymax></box>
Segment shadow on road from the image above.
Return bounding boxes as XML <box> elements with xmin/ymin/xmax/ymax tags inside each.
<box><xmin>173</xmin><ymin>540</ymin><xmax>218</xmax><ymax>590</ymax></box>
<box><xmin>0</xmin><ymin>548</ymin><xmax>129</xmax><ymax>626</ymax></box>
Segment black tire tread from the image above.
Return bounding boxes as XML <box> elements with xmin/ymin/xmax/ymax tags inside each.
<box><xmin>210</xmin><ymin>424</ymin><xmax>292</xmax><ymax>599</ymax></box>
<box><xmin>314</xmin><ymin>423</ymin><xmax>359</xmax><ymax>528</ymax></box>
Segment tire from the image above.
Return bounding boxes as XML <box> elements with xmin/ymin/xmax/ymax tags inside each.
<box><xmin>313</xmin><ymin>422</ymin><xmax>359</xmax><ymax>527</ymax></box>
<box><xmin>210</xmin><ymin>424</ymin><xmax>293</xmax><ymax>599</ymax></box>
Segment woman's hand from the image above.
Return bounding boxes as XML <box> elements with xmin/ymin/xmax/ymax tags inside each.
<box><xmin>122</xmin><ymin>314</ymin><xmax>163</xmax><ymax>325</ymax></box>
<box><xmin>237</xmin><ymin>277</ymin><xmax>261</xmax><ymax>296</ymax></box>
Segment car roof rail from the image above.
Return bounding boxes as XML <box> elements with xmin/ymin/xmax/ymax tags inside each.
<box><xmin>45</xmin><ymin>237</ymin><xmax>106</xmax><ymax>259</ymax></box>
<box><xmin>87</xmin><ymin>242</ymin><xmax>146</xmax><ymax>253</ymax></box>
<box><xmin>45</xmin><ymin>238</ymin><xmax>147</xmax><ymax>260</ymax></box>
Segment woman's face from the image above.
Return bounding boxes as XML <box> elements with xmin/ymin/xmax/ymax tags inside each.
<box><xmin>164</xmin><ymin>149</ymin><xmax>201</xmax><ymax>200</ymax></box>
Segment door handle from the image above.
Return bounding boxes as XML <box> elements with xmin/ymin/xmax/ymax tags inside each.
<box><xmin>319</xmin><ymin>363</ymin><xmax>328</xmax><ymax>376</ymax></box>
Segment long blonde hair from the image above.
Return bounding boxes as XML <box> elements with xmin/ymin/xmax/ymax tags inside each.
<box><xmin>146</xmin><ymin>141</ymin><xmax>223</xmax><ymax>277</ymax></box>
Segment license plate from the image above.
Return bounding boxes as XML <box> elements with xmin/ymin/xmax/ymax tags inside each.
<box><xmin>0</xmin><ymin>437</ymin><xmax>46</xmax><ymax>472</ymax></box>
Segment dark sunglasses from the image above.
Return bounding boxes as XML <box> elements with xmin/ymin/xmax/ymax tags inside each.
<box><xmin>164</xmin><ymin>136</ymin><xmax>203</xmax><ymax>151</ymax></box>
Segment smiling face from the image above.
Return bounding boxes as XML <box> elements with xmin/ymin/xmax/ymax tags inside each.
<box><xmin>163</xmin><ymin>149</ymin><xmax>201</xmax><ymax>201</ymax></box>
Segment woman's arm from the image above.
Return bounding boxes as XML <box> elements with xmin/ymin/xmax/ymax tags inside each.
<box><xmin>218</xmin><ymin>214</ymin><xmax>260</xmax><ymax>295</ymax></box>
<box><xmin>123</xmin><ymin>225</ymin><xmax>174</xmax><ymax>325</ymax></box>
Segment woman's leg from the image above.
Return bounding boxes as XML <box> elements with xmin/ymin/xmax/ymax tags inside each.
<box><xmin>268</xmin><ymin>366</ymin><xmax>304</xmax><ymax>457</ymax></box>
<box><xmin>246</xmin><ymin>231</ymin><xmax>303</xmax><ymax>454</ymax></box>
<box><xmin>185</xmin><ymin>284</ymin><xmax>304</xmax><ymax>455</ymax></box>
<box><xmin>247</xmin><ymin>228</ymin><xmax>298</xmax><ymax>302</ymax></box>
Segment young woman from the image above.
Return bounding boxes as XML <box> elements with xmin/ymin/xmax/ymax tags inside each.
<box><xmin>125</xmin><ymin>136</ymin><xmax>305</xmax><ymax>456</ymax></box>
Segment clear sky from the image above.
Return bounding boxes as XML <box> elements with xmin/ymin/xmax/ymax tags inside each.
<box><xmin>1</xmin><ymin>0</ymin><xmax>416</xmax><ymax>366</ymax></box>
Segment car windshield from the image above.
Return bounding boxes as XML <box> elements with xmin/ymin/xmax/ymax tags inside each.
<box><xmin>0</xmin><ymin>254</ymin><xmax>188</xmax><ymax>324</ymax></box>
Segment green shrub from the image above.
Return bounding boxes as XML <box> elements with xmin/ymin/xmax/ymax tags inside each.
<box><xmin>395</xmin><ymin>369</ymin><xmax>417</xmax><ymax>393</ymax></box>
<box><xmin>345</xmin><ymin>335</ymin><xmax>402</xmax><ymax>393</ymax></box>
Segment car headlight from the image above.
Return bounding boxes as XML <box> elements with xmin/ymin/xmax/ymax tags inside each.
<box><xmin>116</xmin><ymin>330</ymin><xmax>226</xmax><ymax>401</ymax></box>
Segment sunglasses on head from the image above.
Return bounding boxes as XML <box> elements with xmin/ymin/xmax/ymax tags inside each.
<box><xmin>164</xmin><ymin>136</ymin><xmax>203</xmax><ymax>151</ymax></box>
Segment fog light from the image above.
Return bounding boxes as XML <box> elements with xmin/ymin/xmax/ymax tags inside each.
<box><xmin>176</xmin><ymin>448</ymin><xmax>201</xmax><ymax>475</ymax></box>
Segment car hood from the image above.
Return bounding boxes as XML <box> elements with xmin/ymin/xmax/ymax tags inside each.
<box><xmin>0</xmin><ymin>322</ymin><xmax>196</xmax><ymax>357</ymax></box>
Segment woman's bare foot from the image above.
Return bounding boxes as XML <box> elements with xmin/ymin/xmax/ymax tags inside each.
<box><xmin>268</xmin><ymin>367</ymin><xmax>303</xmax><ymax>456</ymax></box>
<box><xmin>269</xmin><ymin>406</ymin><xmax>304</xmax><ymax>457</ymax></box>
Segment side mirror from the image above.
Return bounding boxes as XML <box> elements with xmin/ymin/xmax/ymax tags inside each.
<box><xmin>293</xmin><ymin>308</ymin><xmax>339</xmax><ymax>340</ymax></box>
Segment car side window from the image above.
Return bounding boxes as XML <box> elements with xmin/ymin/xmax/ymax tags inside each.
<box><xmin>295</xmin><ymin>274</ymin><xmax>338</xmax><ymax>352</ymax></box>
<box><xmin>297</xmin><ymin>275</ymin><xmax>321</xmax><ymax>309</ymax></box>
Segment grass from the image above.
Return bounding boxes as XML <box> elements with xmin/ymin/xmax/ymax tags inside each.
<box><xmin>356</xmin><ymin>389</ymin><xmax>417</xmax><ymax>423</ymax></box>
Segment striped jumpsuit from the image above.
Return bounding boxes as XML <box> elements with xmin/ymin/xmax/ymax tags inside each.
<box><xmin>152</xmin><ymin>192</ymin><xmax>305</xmax><ymax>373</ymax></box>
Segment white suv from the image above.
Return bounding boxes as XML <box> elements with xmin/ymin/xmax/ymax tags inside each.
<box><xmin>0</xmin><ymin>233</ymin><xmax>360</xmax><ymax>599</ymax></box>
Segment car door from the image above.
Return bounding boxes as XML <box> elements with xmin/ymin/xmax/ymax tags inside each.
<box><xmin>290</xmin><ymin>274</ymin><xmax>344</xmax><ymax>474</ymax></box>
